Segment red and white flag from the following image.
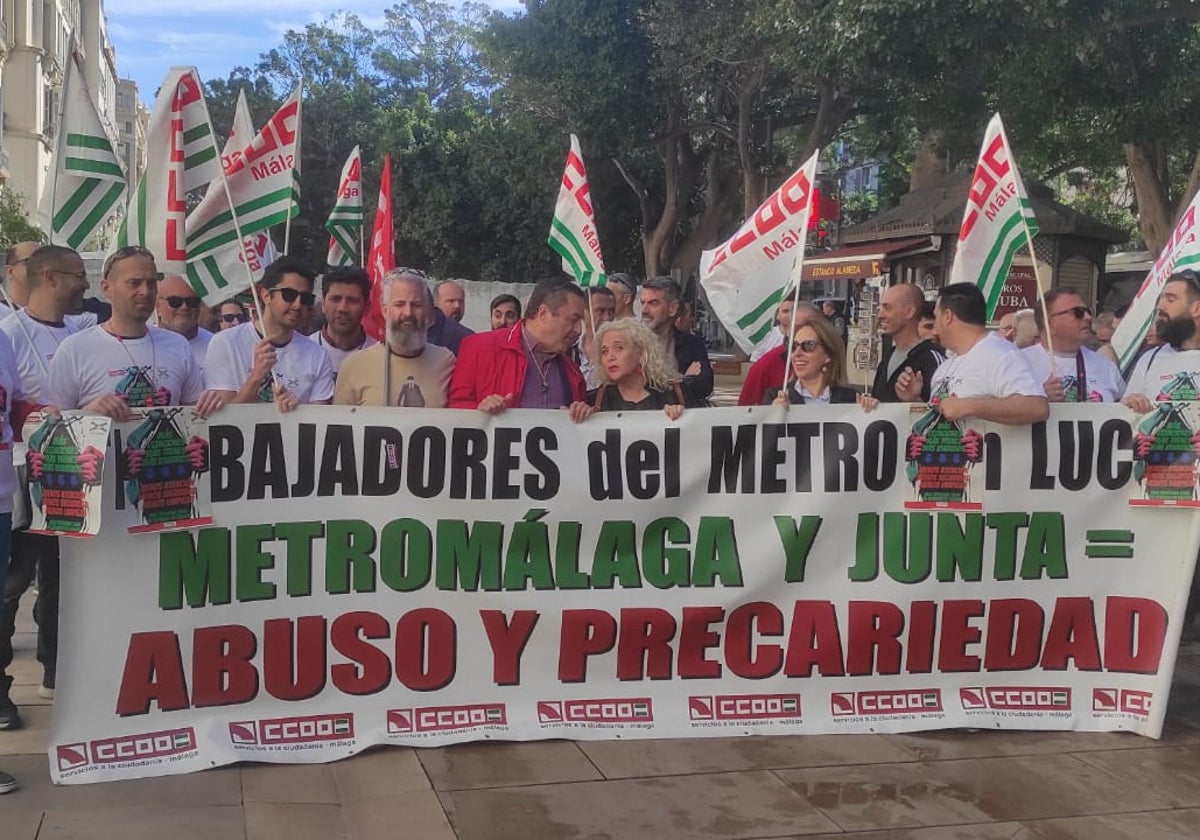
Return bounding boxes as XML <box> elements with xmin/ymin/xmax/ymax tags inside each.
<box><xmin>363</xmin><ymin>155</ymin><xmax>394</xmax><ymax>341</ymax></box>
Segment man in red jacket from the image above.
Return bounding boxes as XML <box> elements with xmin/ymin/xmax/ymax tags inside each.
<box><xmin>449</xmin><ymin>276</ymin><xmax>590</xmax><ymax>414</ymax></box>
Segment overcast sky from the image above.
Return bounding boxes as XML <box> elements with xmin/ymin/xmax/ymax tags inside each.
<box><xmin>105</xmin><ymin>0</ymin><xmax>522</xmax><ymax>101</ymax></box>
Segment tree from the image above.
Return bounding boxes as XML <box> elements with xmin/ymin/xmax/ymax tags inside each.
<box><xmin>0</xmin><ymin>188</ymin><xmax>45</xmax><ymax>250</ymax></box>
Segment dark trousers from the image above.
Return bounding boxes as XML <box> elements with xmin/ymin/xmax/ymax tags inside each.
<box><xmin>0</xmin><ymin>531</ymin><xmax>58</xmax><ymax>694</ymax></box>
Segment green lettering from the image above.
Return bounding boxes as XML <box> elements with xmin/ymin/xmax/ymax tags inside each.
<box><xmin>694</xmin><ymin>517</ymin><xmax>742</xmax><ymax>586</ymax></box>
<box><xmin>642</xmin><ymin>517</ymin><xmax>690</xmax><ymax>588</ymax></box>
<box><xmin>158</xmin><ymin>527</ymin><xmax>231</xmax><ymax>609</ymax></box>
<box><xmin>325</xmin><ymin>519</ymin><xmax>378</xmax><ymax>594</ymax></box>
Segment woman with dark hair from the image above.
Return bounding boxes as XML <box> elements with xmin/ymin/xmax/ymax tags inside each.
<box><xmin>763</xmin><ymin>317</ymin><xmax>877</xmax><ymax>410</ymax></box>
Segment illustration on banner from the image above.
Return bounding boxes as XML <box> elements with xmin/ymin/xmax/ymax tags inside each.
<box><xmin>25</xmin><ymin>414</ymin><xmax>110</xmax><ymax>536</ymax></box>
<box><xmin>120</xmin><ymin>408</ymin><xmax>212</xmax><ymax>533</ymax></box>
<box><xmin>1131</xmin><ymin>398</ymin><xmax>1200</xmax><ymax>507</ymax></box>
<box><xmin>905</xmin><ymin>401</ymin><xmax>983</xmax><ymax>510</ymax></box>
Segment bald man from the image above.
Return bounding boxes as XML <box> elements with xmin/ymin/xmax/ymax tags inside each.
<box><xmin>434</xmin><ymin>279</ymin><xmax>466</xmax><ymax>322</ymax></box>
<box><xmin>2</xmin><ymin>242</ymin><xmax>39</xmax><ymax>316</ymax></box>
<box><xmin>156</xmin><ymin>275</ymin><xmax>213</xmax><ymax>376</ymax></box>
<box><xmin>871</xmin><ymin>283</ymin><xmax>943</xmax><ymax>402</ymax></box>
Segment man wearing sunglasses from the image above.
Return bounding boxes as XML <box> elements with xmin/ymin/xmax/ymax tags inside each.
<box><xmin>1023</xmin><ymin>290</ymin><xmax>1123</xmax><ymax>402</ymax></box>
<box><xmin>156</xmin><ymin>275</ymin><xmax>213</xmax><ymax>378</ymax></box>
<box><xmin>898</xmin><ymin>283</ymin><xmax>1048</xmax><ymax>424</ymax></box>
<box><xmin>1</xmin><ymin>243</ymin><xmax>38</xmax><ymax>317</ymax></box>
<box><xmin>1123</xmin><ymin>271</ymin><xmax>1200</xmax><ymax>412</ymax></box>
<box><xmin>206</xmin><ymin>257</ymin><xmax>334</xmax><ymax>412</ymax></box>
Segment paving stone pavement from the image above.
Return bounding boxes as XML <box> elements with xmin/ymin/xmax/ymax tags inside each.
<box><xmin>6</xmin><ymin>591</ymin><xmax>1200</xmax><ymax>839</ymax></box>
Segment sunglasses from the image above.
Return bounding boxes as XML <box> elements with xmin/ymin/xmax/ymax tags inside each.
<box><xmin>102</xmin><ymin>245</ymin><xmax>154</xmax><ymax>278</ymax></box>
<box><xmin>792</xmin><ymin>339</ymin><xmax>823</xmax><ymax>353</ymax></box>
<box><xmin>220</xmin><ymin>313</ymin><xmax>245</xmax><ymax>323</ymax></box>
<box><xmin>269</xmin><ymin>287</ymin><xmax>316</xmax><ymax>306</ymax></box>
<box><xmin>165</xmin><ymin>295</ymin><xmax>202</xmax><ymax>309</ymax></box>
<box><xmin>1050</xmin><ymin>305</ymin><xmax>1091</xmax><ymax>320</ymax></box>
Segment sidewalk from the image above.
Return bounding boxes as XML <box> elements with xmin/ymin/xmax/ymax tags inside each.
<box><xmin>6</xmin><ymin>591</ymin><xmax>1200</xmax><ymax>840</ymax></box>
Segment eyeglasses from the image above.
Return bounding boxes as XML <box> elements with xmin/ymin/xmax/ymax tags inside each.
<box><xmin>269</xmin><ymin>287</ymin><xmax>316</xmax><ymax>307</ymax></box>
<box><xmin>165</xmin><ymin>295</ymin><xmax>202</xmax><ymax>309</ymax></box>
<box><xmin>792</xmin><ymin>339</ymin><xmax>823</xmax><ymax>353</ymax></box>
<box><xmin>1050</xmin><ymin>305</ymin><xmax>1091</xmax><ymax>320</ymax></box>
<box><xmin>8</xmin><ymin>258</ymin><xmax>29</xmax><ymax>268</ymax></box>
<box><xmin>220</xmin><ymin>313</ymin><xmax>245</xmax><ymax>323</ymax></box>
<box><xmin>51</xmin><ymin>269</ymin><xmax>88</xmax><ymax>282</ymax></box>
<box><xmin>102</xmin><ymin>245</ymin><xmax>154</xmax><ymax>278</ymax></box>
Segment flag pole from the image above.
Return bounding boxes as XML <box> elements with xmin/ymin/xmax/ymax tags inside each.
<box><xmin>282</xmin><ymin>80</ymin><xmax>303</xmax><ymax>255</ymax></box>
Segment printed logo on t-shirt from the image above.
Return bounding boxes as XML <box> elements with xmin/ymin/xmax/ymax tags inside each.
<box><xmin>1157</xmin><ymin>372</ymin><xmax>1200</xmax><ymax>402</ymax></box>
<box><xmin>256</xmin><ymin>375</ymin><xmax>274</xmax><ymax>403</ymax></box>
<box><xmin>1059</xmin><ymin>375</ymin><xmax>1103</xmax><ymax>403</ymax></box>
<box><xmin>398</xmin><ymin>377</ymin><xmax>425</xmax><ymax>407</ymax></box>
<box><xmin>114</xmin><ymin>366</ymin><xmax>169</xmax><ymax>407</ymax></box>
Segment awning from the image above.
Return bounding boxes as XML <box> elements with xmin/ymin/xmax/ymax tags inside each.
<box><xmin>800</xmin><ymin>237</ymin><xmax>931</xmax><ymax>282</ymax></box>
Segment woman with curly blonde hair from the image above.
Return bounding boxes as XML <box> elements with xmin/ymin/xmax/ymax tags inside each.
<box><xmin>590</xmin><ymin>318</ymin><xmax>685</xmax><ymax>420</ymax></box>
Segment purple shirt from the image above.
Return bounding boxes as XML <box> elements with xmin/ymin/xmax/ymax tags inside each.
<box><xmin>519</xmin><ymin>330</ymin><xmax>570</xmax><ymax>408</ymax></box>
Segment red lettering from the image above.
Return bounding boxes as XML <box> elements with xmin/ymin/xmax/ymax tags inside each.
<box><xmin>192</xmin><ymin>624</ymin><xmax>259</xmax><ymax>707</ymax></box>
<box><xmin>984</xmin><ymin>599</ymin><xmax>1044</xmax><ymax>670</ymax></box>
<box><xmin>937</xmin><ymin>599</ymin><xmax>984</xmax><ymax>671</ymax></box>
<box><xmin>395</xmin><ymin>609</ymin><xmax>456</xmax><ymax>691</ymax></box>
<box><xmin>846</xmin><ymin>601</ymin><xmax>904</xmax><ymax>675</ymax></box>
<box><xmin>1104</xmin><ymin>597</ymin><xmax>1167</xmax><ymax>674</ymax></box>
<box><xmin>330</xmin><ymin>611</ymin><xmax>392</xmax><ymax>695</ymax></box>
<box><xmin>1041</xmin><ymin>597</ymin><xmax>1102</xmax><ymax>671</ymax></box>
<box><xmin>116</xmin><ymin>631</ymin><xmax>190</xmax><ymax>716</ymax></box>
<box><xmin>558</xmin><ymin>609</ymin><xmax>617</xmax><ymax>682</ymax></box>
<box><xmin>725</xmin><ymin>602</ymin><xmax>782</xmax><ymax>679</ymax></box>
<box><xmin>262</xmin><ymin>616</ymin><xmax>327</xmax><ymax>701</ymax></box>
<box><xmin>480</xmin><ymin>609</ymin><xmax>539</xmax><ymax>685</ymax></box>
<box><xmin>616</xmin><ymin>608</ymin><xmax>676</xmax><ymax>680</ymax></box>
<box><xmin>783</xmin><ymin>600</ymin><xmax>844</xmax><ymax>677</ymax></box>
<box><xmin>904</xmin><ymin>600</ymin><xmax>937</xmax><ymax>673</ymax></box>
<box><xmin>677</xmin><ymin>606</ymin><xmax>723</xmax><ymax>678</ymax></box>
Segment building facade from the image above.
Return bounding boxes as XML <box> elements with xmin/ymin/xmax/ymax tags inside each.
<box><xmin>0</xmin><ymin>0</ymin><xmax>125</xmax><ymax>229</ymax></box>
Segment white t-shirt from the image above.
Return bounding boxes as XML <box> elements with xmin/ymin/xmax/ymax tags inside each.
<box><xmin>206</xmin><ymin>321</ymin><xmax>335</xmax><ymax>404</ymax></box>
<box><xmin>0</xmin><ymin>310</ymin><xmax>87</xmax><ymax>402</ymax></box>
<box><xmin>930</xmin><ymin>332</ymin><xmax>1042</xmax><ymax>399</ymax></box>
<box><xmin>0</xmin><ymin>330</ymin><xmax>25</xmax><ymax>512</ymax></box>
<box><xmin>308</xmin><ymin>328</ymin><xmax>377</xmax><ymax>376</ymax></box>
<box><xmin>187</xmin><ymin>327</ymin><xmax>214</xmax><ymax>379</ymax></box>
<box><xmin>1021</xmin><ymin>343</ymin><xmax>1125</xmax><ymax>403</ymax></box>
<box><xmin>1124</xmin><ymin>344</ymin><xmax>1200</xmax><ymax>402</ymax></box>
<box><xmin>45</xmin><ymin>325</ymin><xmax>205</xmax><ymax>410</ymax></box>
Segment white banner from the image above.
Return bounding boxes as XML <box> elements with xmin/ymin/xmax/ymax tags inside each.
<box><xmin>700</xmin><ymin>153</ymin><xmax>818</xmax><ymax>355</ymax></box>
<box><xmin>49</xmin><ymin>404</ymin><xmax>1197</xmax><ymax>783</ymax></box>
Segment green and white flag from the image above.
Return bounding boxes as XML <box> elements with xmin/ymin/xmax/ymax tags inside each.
<box><xmin>185</xmin><ymin>85</ymin><xmax>300</xmax><ymax>266</ymax></box>
<box><xmin>42</xmin><ymin>54</ymin><xmax>126</xmax><ymax>249</ymax></box>
<box><xmin>1110</xmin><ymin>198</ymin><xmax>1200</xmax><ymax>371</ymax></box>
<box><xmin>949</xmin><ymin>113</ymin><xmax>1040</xmax><ymax>319</ymax></box>
<box><xmin>326</xmin><ymin>145</ymin><xmax>363</xmax><ymax>266</ymax></box>
<box><xmin>185</xmin><ymin>90</ymin><xmax>279</xmax><ymax>303</ymax></box>
<box><xmin>699</xmin><ymin>150</ymin><xmax>818</xmax><ymax>355</ymax></box>
<box><xmin>548</xmin><ymin>134</ymin><xmax>605</xmax><ymax>286</ymax></box>
<box><xmin>117</xmin><ymin>67</ymin><xmax>222</xmax><ymax>272</ymax></box>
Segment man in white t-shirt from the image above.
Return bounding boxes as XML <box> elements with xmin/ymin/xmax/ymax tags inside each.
<box><xmin>1023</xmin><ymin>289</ymin><xmax>1124</xmax><ymax>402</ymax></box>
<box><xmin>206</xmin><ymin>257</ymin><xmax>334</xmax><ymax>411</ymax></box>
<box><xmin>308</xmin><ymin>267</ymin><xmax>376</xmax><ymax>375</ymax></box>
<box><xmin>898</xmin><ymin>283</ymin><xmax>1048</xmax><ymax>424</ymax></box>
<box><xmin>156</xmin><ymin>275</ymin><xmax>213</xmax><ymax>378</ymax></box>
<box><xmin>45</xmin><ymin>247</ymin><xmax>223</xmax><ymax>420</ymax></box>
<box><xmin>1123</xmin><ymin>271</ymin><xmax>1200</xmax><ymax>410</ymax></box>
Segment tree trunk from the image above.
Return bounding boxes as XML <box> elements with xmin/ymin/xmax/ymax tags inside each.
<box><xmin>672</xmin><ymin>149</ymin><xmax>740</xmax><ymax>290</ymax></box>
<box><xmin>799</xmin><ymin>78</ymin><xmax>855</xmax><ymax>162</ymax></box>
<box><xmin>1125</xmin><ymin>141</ymin><xmax>1174</xmax><ymax>255</ymax></box>
<box><xmin>1177</xmin><ymin>145</ymin><xmax>1200</xmax><ymax>225</ymax></box>
<box><xmin>910</xmin><ymin>130</ymin><xmax>948</xmax><ymax>191</ymax></box>
<box><xmin>738</xmin><ymin>61</ymin><xmax>766</xmax><ymax>217</ymax></box>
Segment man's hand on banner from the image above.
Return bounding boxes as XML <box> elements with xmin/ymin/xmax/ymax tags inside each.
<box><xmin>273</xmin><ymin>382</ymin><xmax>300</xmax><ymax>413</ymax></box>
<box><xmin>1044</xmin><ymin>375</ymin><xmax>1066</xmax><ymax>403</ymax></box>
<box><xmin>566</xmin><ymin>401</ymin><xmax>593</xmax><ymax>423</ymax></box>
<box><xmin>895</xmin><ymin>368</ymin><xmax>923</xmax><ymax>402</ymax></box>
<box><xmin>27</xmin><ymin>449</ymin><xmax>45</xmax><ymax>479</ymax></box>
<box><xmin>193</xmin><ymin>391</ymin><xmax>227</xmax><ymax>419</ymax></box>
<box><xmin>962</xmin><ymin>429</ymin><xmax>984</xmax><ymax>462</ymax></box>
<box><xmin>78</xmin><ymin>445</ymin><xmax>104</xmax><ymax>485</ymax></box>
<box><xmin>1123</xmin><ymin>394</ymin><xmax>1155</xmax><ymax>414</ymax></box>
<box><xmin>125</xmin><ymin>447</ymin><xmax>146</xmax><ymax>477</ymax></box>
<box><xmin>477</xmin><ymin>393</ymin><xmax>512</xmax><ymax>415</ymax></box>
<box><xmin>85</xmin><ymin>393</ymin><xmax>135</xmax><ymax>422</ymax></box>
<box><xmin>185</xmin><ymin>436</ymin><xmax>210</xmax><ymax>473</ymax></box>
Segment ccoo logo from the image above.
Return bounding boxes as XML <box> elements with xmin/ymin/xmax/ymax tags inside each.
<box><xmin>688</xmin><ymin>694</ymin><xmax>801</xmax><ymax>721</ymax></box>
<box><xmin>831</xmin><ymin>690</ymin><xmax>942</xmax><ymax>716</ymax></box>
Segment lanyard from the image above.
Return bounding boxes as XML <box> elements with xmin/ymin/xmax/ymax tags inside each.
<box><xmin>1074</xmin><ymin>350</ymin><xmax>1087</xmax><ymax>403</ymax></box>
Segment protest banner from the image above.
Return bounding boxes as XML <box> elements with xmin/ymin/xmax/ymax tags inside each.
<box><xmin>49</xmin><ymin>404</ymin><xmax>1197</xmax><ymax>784</ymax></box>
<box><xmin>700</xmin><ymin>152</ymin><xmax>818</xmax><ymax>355</ymax></box>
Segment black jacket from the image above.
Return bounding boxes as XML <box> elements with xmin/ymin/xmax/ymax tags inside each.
<box><xmin>672</xmin><ymin>329</ymin><xmax>713</xmax><ymax>406</ymax></box>
<box><xmin>762</xmin><ymin>384</ymin><xmax>859</xmax><ymax>405</ymax></box>
<box><xmin>871</xmin><ymin>338</ymin><xmax>944</xmax><ymax>402</ymax></box>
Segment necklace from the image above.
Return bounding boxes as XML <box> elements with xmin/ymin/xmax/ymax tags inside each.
<box><xmin>523</xmin><ymin>330</ymin><xmax>554</xmax><ymax>394</ymax></box>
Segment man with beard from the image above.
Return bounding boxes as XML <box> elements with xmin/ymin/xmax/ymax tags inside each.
<box><xmin>156</xmin><ymin>275</ymin><xmax>213</xmax><ymax>378</ymax></box>
<box><xmin>334</xmin><ymin>269</ymin><xmax>454</xmax><ymax>407</ymax></box>
<box><xmin>310</xmin><ymin>267</ymin><xmax>376</xmax><ymax>375</ymax></box>
<box><xmin>1024</xmin><ymin>289</ymin><xmax>1123</xmax><ymax>402</ymax></box>
<box><xmin>1124</xmin><ymin>271</ymin><xmax>1200</xmax><ymax>410</ymax></box>
<box><xmin>640</xmin><ymin>276</ymin><xmax>713</xmax><ymax>405</ymax></box>
<box><xmin>206</xmin><ymin>257</ymin><xmax>334</xmax><ymax>412</ymax></box>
